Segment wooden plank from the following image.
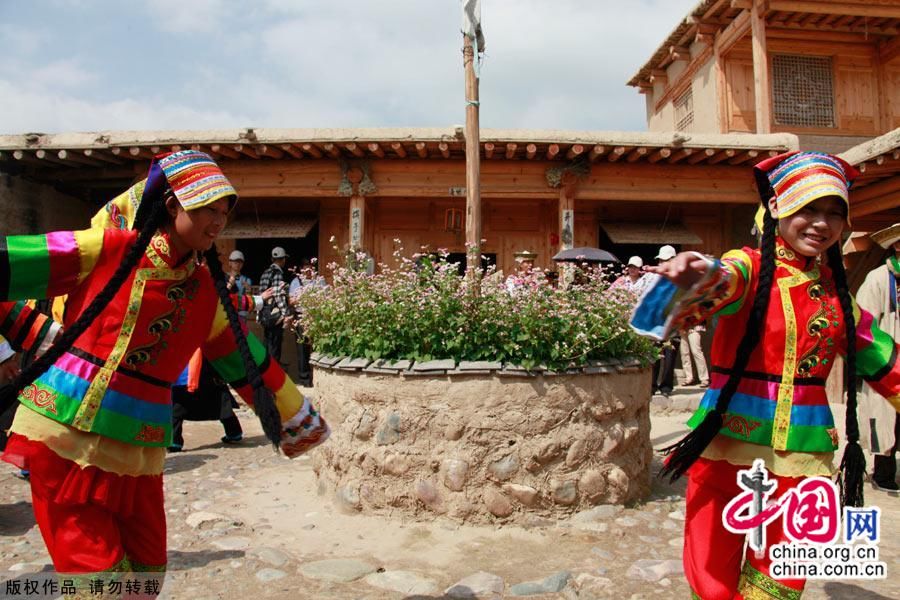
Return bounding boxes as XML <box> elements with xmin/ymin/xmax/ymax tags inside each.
<box><xmin>526</xmin><ymin>144</ymin><xmax>537</xmax><ymax>160</ymax></box>
<box><xmin>485</xmin><ymin>142</ymin><xmax>495</xmax><ymax>159</ymax></box>
<box><xmin>233</xmin><ymin>144</ymin><xmax>259</xmax><ymax>159</ymax></box>
<box><xmin>708</xmin><ymin>149</ymin><xmax>736</xmax><ymax>164</ymax></box>
<box><xmin>505</xmin><ymin>143</ymin><xmax>517</xmax><ymax>159</ymax></box>
<box><xmin>751</xmin><ymin>0</ymin><xmax>771</xmax><ymax>133</ymax></box>
<box><xmin>728</xmin><ymin>149</ymin><xmax>759</xmax><ymax>164</ymax></box>
<box><xmin>767</xmin><ymin>1</ymin><xmax>900</xmax><ymax>19</ymax></box>
<box><xmin>83</xmin><ymin>149</ymin><xmax>123</xmax><ymax>164</ymax></box>
<box><xmin>439</xmin><ymin>142</ymin><xmax>450</xmax><ymax>159</ymax></box>
<box><xmin>56</xmin><ymin>149</ymin><xmax>102</xmax><ymax>167</ymax></box>
<box><xmin>415</xmin><ymin>142</ymin><xmax>428</xmax><ymax>158</ymax></box>
<box><xmin>715</xmin><ymin>7</ymin><xmax>751</xmax><ymax>57</ymax></box>
<box><xmin>668</xmin><ymin>148</ymin><xmax>695</xmax><ymax>163</ymax></box>
<box><xmin>688</xmin><ymin>148</ymin><xmax>717</xmax><ymax>164</ymax></box>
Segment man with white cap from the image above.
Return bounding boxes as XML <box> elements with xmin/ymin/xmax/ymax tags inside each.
<box><xmin>651</xmin><ymin>245</ymin><xmax>679</xmax><ymax>396</ymax></box>
<box><xmin>259</xmin><ymin>246</ymin><xmax>292</xmax><ymax>362</ymax></box>
<box><xmin>857</xmin><ymin>223</ymin><xmax>900</xmax><ymax>492</ymax></box>
<box><xmin>612</xmin><ymin>255</ymin><xmax>648</xmax><ymax>295</ymax></box>
<box><xmin>225</xmin><ymin>249</ymin><xmax>254</xmax><ymax>318</ymax></box>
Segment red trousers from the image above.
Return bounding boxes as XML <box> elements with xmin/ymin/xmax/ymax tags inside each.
<box><xmin>5</xmin><ymin>434</ymin><xmax>167</xmax><ymax>574</ymax></box>
<box><xmin>684</xmin><ymin>458</ymin><xmax>806</xmax><ymax>599</ymax></box>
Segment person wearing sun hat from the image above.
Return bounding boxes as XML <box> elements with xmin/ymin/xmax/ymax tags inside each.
<box><xmin>856</xmin><ymin>223</ymin><xmax>900</xmax><ymax>492</ymax></box>
<box><xmin>0</xmin><ymin>150</ymin><xmax>329</xmax><ymax>586</ymax></box>
<box><xmin>630</xmin><ymin>150</ymin><xmax>900</xmax><ymax>598</ymax></box>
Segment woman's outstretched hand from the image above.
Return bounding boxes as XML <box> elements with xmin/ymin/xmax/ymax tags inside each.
<box><xmin>644</xmin><ymin>252</ymin><xmax>710</xmax><ymax>289</ymax></box>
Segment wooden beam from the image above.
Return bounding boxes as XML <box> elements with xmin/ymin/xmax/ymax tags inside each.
<box><xmin>715</xmin><ymin>7</ymin><xmax>751</xmax><ymax>56</ymax></box>
<box><xmin>588</xmin><ymin>145</ymin><xmax>607</xmax><ymax>161</ymax></box>
<box><xmin>56</xmin><ymin>149</ymin><xmax>103</xmax><ymax>167</ymax></box>
<box><xmin>390</xmin><ymin>142</ymin><xmax>407</xmax><ymax>158</ymax></box>
<box><xmin>302</xmin><ymin>143</ymin><xmax>324</xmax><ymax>158</ymax></box>
<box><xmin>439</xmin><ymin>142</ymin><xmax>450</xmax><ymax>159</ymax></box>
<box><xmin>687</xmin><ymin>148</ymin><xmax>716</xmax><ymax>164</ymax></box>
<box><xmin>546</xmin><ymin>144</ymin><xmax>560</xmax><ymax>160</ymax></box>
<box><xmin>708</xmin><ymin>149</ymin><xmax>736</xmax><ymax>164</ymax></box>
<box><xmin>626</xmin><ymin>147</ymin><xmax>649</xmax><ymax>162</ymax></box>
<box><xmin>607</xmin><ymin>147</ymin><xmax>626</xmax><ymax>162</ymax></box>
<box><xmin>879</xmin><ymin>35</ymin><xmax>900</xmax><ymax>63</ymax></box>
<box><xmin>83</xmin><ymin>149</ymin><xmax>123</xmax><ymax>164</ymax></box>
<box><xmin>170</xmin><ymin>145</ymin><xmax>182</xmax><ymax>152</ymax></box>
<box><xmin>728</xmin><ymin>149</ymin><xmax>759</xmax><ymax>165</ymax></box>
<box><xmin>210</xmin><ymin>144</ymin><xmax>240</xmax><ymax>159</ymax></box>
<box><xmin>345</xmin><ymin>142</ymin><xmax>365</xmax><ymax>158</ymax></box>
<box><xmin>35</xmin><ymin>149</ymin><xmax>71</xmax><ymax>166</ymax></box>
<box><xmin>505</xmin><ymin>143</ymin><xmax>517</xmax><ymax>159</ymax></box>
<box><xmin>279</xmin><ymin>144</ymin><xmax>304</xmax><ymax>159</ymax></box>
<box><xmin>257</xmin><ymin>144</ymin><xmax>284</xmax><ymax>159</ymax></box>
<box><xmin>233</xmin><ymin>144</ymin><xmax>259</xmax><ymax>159</ymax></box>
<box><xmin>415</xmin><ymin>142</ymin><xmax>428</xmax><ymax>158</ymax></box>
<box><xmin>647</xmin><ymin>148</ymin><xmax>672</xmax><ymax>163</ymax></box>
<box><xmin>650</xmin><ymin>69</ymin><xmax>668</xmax><ymax>85</ymax></box>
<box><xmin>367</xmin><ymin>142</ymin><xmax>385</xmax><ymax>158</ymax></box>
<box><xmin>766</xmin><ymin>2</ymin><xmax>900</xmax><ymax>20</ymax></box>
<box><xmin>525</xmin><ymin>143</ymin><xmax>537</xmax><ymax>160</ymax></box>
<box><xmin>669</xmin><ymin>45</ymin><xmax>691</xmax><ymax>62</ymax></box>
<box><xmin>321</xmin><ymin>143</ymin><xmax>341</xmax><ymax>159</ymax></box>
<box><xmin>751</xmin><ymin>0</ymin><xmax>772</xmax><ymax>133</ymax></box>
<box><xmin>852</xmin><ymin>177</ymin><xmax>900</xmax><ymax>216</ymax></box>
<box><xmin>566</xmin><ymin>144</ymin><xmax>584</xmax><ymax>160</ymax></box>
<box><xmin>484</xmin><ymin>142</ymin><xmax>495</xmax><ymax>159</ymax></box>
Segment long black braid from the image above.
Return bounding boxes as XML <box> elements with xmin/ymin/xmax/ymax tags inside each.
<box><xmin>826</xmin><ymin>243</ymin><xmax>866</xmax><ymax>507</ymax></box>
<box><xmin>0</xmin><ymin>199</ymin><xmax>168</xmax><ymax>414</ymax></box>
<box><xmin>659</xmin><ymin>208</ymin><xmax>779</xmax><ymax>481</ymax></box>
<box><xmin>203</xmin><ymin>245</ymin><xmax>283</xmax><ymax>449</ymax></box>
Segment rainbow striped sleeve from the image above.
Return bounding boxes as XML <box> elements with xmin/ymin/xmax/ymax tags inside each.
<box><xmin>853</xmin><ymin>301</ymin><xmax>900</xmax><ymax>412</ymax></box>
<box><xmin>0</xmin><ymin>228</ymin><xmax>105</xmax><ymax>301</ymax></box>
<box><xmin>202</xmin><ymin>301</ymin><xmax>303</xmax><ymax>421</ymax></box>
<box><xmin>202</xmin><ymin>301</ymin><xmax>329</xmax><ymax>457</ymax></box>
<box><xmin>0</xmin><ymin>301</ymin><xmax>62</xmax><ymax>357</ymax></box>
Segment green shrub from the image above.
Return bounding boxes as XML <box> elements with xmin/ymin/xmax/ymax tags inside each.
<box><xmin>292</xmin><ymin>246</ymin><xmax>655</xmax><ymax>371</ymax></box>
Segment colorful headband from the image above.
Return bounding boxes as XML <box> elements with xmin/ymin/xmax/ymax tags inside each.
<box><xmin>753</xmin><ymin>151</ymin><xmax>858</xmax><ymax>224</ymax></box>
<box><xmin>90</xmin><ymin>150</ymin><xmax>237</xmax><ymax>230</ymax></box>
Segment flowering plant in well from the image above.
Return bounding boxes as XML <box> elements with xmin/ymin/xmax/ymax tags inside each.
<box><xmin>291</xmin><ymin>243</ymin><xmax>656</xmax><ymax>371</ymax></box>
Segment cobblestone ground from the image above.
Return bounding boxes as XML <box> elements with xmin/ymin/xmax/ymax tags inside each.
<box><xmin>1</xmin><ymin>385</ymin><xmax>897</xmax><ymax>599</ymax></box>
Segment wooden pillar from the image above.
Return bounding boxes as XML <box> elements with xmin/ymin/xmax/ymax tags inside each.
<box><xmin>750</xmin><ymin>0</ymin><xmax>771</xmax><ymax>134</ymax></box>
<box><xmin>348</xmin><ymin>167</ymin><xmax>366</xmax><ymax>251</ymax></box>
<box><xmin>559</xmin><ymin>173</ymin><xmax>577</xmax><ymax>254</ymax></box>
<box><xmin>463</xmin><ymin>33</ymin><xmax>482</xmax><ymax>275</ymax></box>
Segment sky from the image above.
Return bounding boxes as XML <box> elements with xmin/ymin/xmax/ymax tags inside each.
<box><xmin>0</xmin><ymin>0</ymin><xmax>698</xmax><ymax>135</ymax></box>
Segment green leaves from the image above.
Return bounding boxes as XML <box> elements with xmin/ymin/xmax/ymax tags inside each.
<box><xmin>292</xmin><ymin>254</ymin><xmax>655</xmax><ymax>370</ymax></box>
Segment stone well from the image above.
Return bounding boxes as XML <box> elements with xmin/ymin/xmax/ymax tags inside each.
<box><xmin>309</xmin><ymin>356</ymin><xmax>652</xmax><ymax>523</ymax></box>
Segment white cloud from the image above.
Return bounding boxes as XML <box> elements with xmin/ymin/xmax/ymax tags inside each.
<box><xmin>1</xmin><ymin>0</ymin><xmax>698</xmax><ymax>133</ymax></box>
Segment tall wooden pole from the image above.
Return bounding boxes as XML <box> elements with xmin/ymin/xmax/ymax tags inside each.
<box><xmin>750</xmin><ymin>0</ymin><xmax>771</xmax><ymax>134</ymax></box>
<box><xmin>463</xmin><ymin>33</ymin><xmax>482</xmax><ymax>276</ymax></box>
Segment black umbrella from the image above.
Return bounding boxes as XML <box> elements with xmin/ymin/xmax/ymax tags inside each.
<box><xmin>552</xmin><ymin>247</ymin><xmax>620</xmax><ymax>264</ymax></box>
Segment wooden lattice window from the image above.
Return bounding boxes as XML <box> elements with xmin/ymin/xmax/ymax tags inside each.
<box><xmin>772</xmin><ymin>54</ymin><xmax>835</xmax><ymax>128</ymax></box>
<box><xmin>674</xmin><ymin>88</ymin><xmax>694</xmax><ymax>132</ymax></box>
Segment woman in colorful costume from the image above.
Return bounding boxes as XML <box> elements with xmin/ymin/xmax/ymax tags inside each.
<box><xmin>631</xmin><ymin>151</ymin><xmax>900</xmax><ymax>599</ymax></box>
<box><xmin>0</xmin><ymin>150</ymin><xmax>329</xmax><ymax>589</ymax></box>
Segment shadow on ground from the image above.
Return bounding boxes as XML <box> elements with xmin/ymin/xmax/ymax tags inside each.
<box><xmin>166</xmin><ymin>549</ymin><xmax>245</xmax><ymax>570</ymax></box>
<box><xmin>162</xmin><ymin>453</ymin><xmax>217</xmax><ymax>476</ymax></box>
<box><xmin>0</xmin><ymin>500</ymin><xmax>36</xmax><ymax>536</ymax></box>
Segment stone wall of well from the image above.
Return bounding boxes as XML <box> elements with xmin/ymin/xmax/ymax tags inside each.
<box><xmin>309</xmin><ymin>356</ymin><xmax>653</xmax><ymax>524</ymax></box>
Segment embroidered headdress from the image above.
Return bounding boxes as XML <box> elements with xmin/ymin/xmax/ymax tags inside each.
<box><xmin>91</xmin><ymin>150</ymin><xmax>237</xmax><ymax>230</ymax></box>
<box><xmin>753</xmin><ymin>151</ymin><xmax>858</xmax><ymax>225</ymax></box>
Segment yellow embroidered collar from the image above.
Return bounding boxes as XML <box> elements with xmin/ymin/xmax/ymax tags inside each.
<box><xmin>146</xmin><ymin>232</ymin><xmax>197</xmax><ymax>276</ymax></box>
<box><xmin>775</xmin><ymin>238</ymin><xmax>818</xmax><ymax>271</ymax></box>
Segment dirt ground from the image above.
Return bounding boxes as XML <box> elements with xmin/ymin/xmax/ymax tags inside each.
<box><xmin>1</xmin><ymin>389</ymin><xmax>898</xmax><ymax>599</ymax></box>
